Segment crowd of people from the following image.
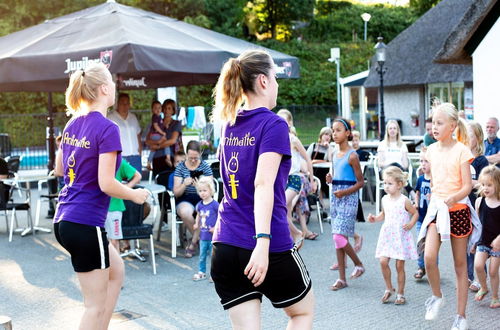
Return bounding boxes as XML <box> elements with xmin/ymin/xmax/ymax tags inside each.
<box><xmin>11</xmin><ymin>50</ymin><xmax>496</xmax><ymax>330</ymax></box>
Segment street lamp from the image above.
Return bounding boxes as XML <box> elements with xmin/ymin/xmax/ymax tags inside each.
<box><xmin>328</xmin><ymin>47</ymin><xmax>341</xmax><ymax>114</ymax></box>
<box><xmin>374</xmin><ymin>36</ymin><xmax>387</xmax><ymax>139</ymax></box>
<box><xmin>361</xmin><ymin>13</ymin><xmax>371</xmax><ymax>41</ymax></box>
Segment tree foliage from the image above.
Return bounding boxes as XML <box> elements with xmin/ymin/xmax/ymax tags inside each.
<box><xmin>409</xmin><ymin>0</ymin><xmax>442</xmax><ymax>16</ymax></box>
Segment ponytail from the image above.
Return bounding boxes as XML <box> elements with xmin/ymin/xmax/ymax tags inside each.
<box><xmin>212</xmin><ymin>50</ymin><xmax>273</xmax><ymax>125</ymax></box>
<box><xmin>456</xmin><ymin>118</ymin><xmax>469</xmax><ymax>146</ymax></box>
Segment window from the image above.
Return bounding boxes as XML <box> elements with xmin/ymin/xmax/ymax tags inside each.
<box><xmin>428</xmin><ymin>82</ymin><xmax>465</xmax><ymax>111</ymax></box>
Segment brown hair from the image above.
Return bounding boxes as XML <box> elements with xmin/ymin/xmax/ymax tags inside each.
<box><xmin>213</xmin><ymin>50</ymin><xmax>273</xmax><ymax>125</ymax></box>
<box><xmin>478</xmin><ymin>165</ymin><xmax>500</xmax><ymax>200</ymax></box>
<box><xmin>65</xmin><ymin>62</ymin><xmax>109</xmax><ymax>116</ymax></box>
<box><xmin>162</xmin><ymin>99</ymin><xmax>177</xmax><ymax>115</ymax></box>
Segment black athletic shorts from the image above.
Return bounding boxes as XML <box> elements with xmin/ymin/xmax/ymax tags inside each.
<box><xmin>211</xmin><ymin>243</ymin><xmax>312</xmax><ymax>310</ymax></box>
<box><xmin>54</xmin><ymin>220</ymin><xmax>110</xmax><ymax>272</ymax></box>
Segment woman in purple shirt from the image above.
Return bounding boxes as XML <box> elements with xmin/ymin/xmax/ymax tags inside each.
<box><xmin>54</xmin><ymin>63</ymin><xmax>149</xmax><ymax>330</ymax></box>
<box><xmin>211</xmin><ymin>50</ymin><xmax>314</xmax><ymax>328</ymax></box>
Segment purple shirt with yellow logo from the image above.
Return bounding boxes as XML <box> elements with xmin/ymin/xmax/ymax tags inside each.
<box><xmin>213</xmin><ymin>108</ymin><xmax>293</xmax><ymax>252</ymax></box>
<box><xmin>54</xmin><ymin>111</ymin><xmax>122</xmax><ymax>227</ymax></box>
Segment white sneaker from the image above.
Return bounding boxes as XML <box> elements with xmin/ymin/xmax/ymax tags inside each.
<box><xmin>451</xmin><ymin>315</ymin><xmax>468</xmax><ymax>330</ymax></box>
<box><xmin>425</xmin><ymin>295</ymin><xmax>445</xmax><ymax>320</ymax></box>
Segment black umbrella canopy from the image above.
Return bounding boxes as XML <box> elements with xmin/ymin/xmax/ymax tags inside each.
<box><xmin>0</xmin><ymin>0</ymin><xmax>299</xmax><ymax>92</ymax></box>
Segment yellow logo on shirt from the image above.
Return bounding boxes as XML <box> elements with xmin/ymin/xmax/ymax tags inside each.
<box><xmin>67</xmin><ymin>150</ymin><xmax>76</xmax><ymax>186</ymax></box>
<box><xmin>227</xmin><ymin>152</ymin><xmax>239</xmax><ymax>199</ymax></box>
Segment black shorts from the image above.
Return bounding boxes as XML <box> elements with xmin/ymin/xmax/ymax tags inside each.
<box><xmin>54</xmin><ymin>221</ymin><xmax>110</xmax><ymax>272</ymax></box>
<box><xmin>211</xmin><ymin>243</ymin><xmax>312</xmax><ymax>310</ymax></box>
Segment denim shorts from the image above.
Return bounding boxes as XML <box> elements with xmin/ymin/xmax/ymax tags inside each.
<box><xmin>286</xmin><ymin>174</ymin><xmax>302</xmax><ymax>193</ymax></box>
<box><xmin>477</xmin><ymin>245</ymin><xmax>500</xmax><ymax>258</ymax></box>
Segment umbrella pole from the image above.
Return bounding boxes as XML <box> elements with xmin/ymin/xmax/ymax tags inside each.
<box><xmin>47</xmin><ymin>92</ymin><xmax>56</xmax><ymax>171</ymax></box>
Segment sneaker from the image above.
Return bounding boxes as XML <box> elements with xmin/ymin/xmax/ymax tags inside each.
<box><xmin>425</xmin><ymin>295</ymin><xmax>444</xmax><ymax>320</ymax></box>
<box><xmin>161</xmin><ymin>223</ymin><xmax>169</xmax><ymax>232</ymax></box>
<box><xmin>451</xmin><ymin>315</ymin><xmax>468</xmax><ymax>330</ymax></box>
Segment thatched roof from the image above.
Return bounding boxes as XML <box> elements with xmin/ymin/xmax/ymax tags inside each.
<box><xmin>364</xmin><ymin>0</ymin><xmax>473</xmax><ymax>88</ymax></box>
<box><xmin>435</xmin><ymin>0</ymin><xmax>499</xmax><ymax>64</ymax></box>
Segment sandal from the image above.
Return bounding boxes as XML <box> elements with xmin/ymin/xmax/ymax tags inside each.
<box><xmin>394</xmin><ymin>294</ymin><xmax>406</xmax><ymax>305</ymax></box>
<box><xmin>474</xmin><ymin>289</ymin><xmax>488</xmax><ymax>301</ymax></box>
<box><xmin>329</xmin><ymin>263</ymin><xmax>347</xmax><ymax>270</ymax></box>
<box><xmin>469</xmin><ymin>280</ymin><xmax>481</xmax><ymax>292</ymax></box>
<box><xmin>490</xmin><ymin>299</ymin><xmax>500</xmax><ymax>309</ymax></box>
<box><xmin>330</xmin><ymin>279</ymin><xmax>348</xmax><ymax>291</ymax></box>
<box><xmin>354</xmin><ymin>235</ymin><xmax>363</xmax><ymax>253</ymax></box>
<box><xmin>414</xmin><ymin>268</ymin><xmax>426</xmax><ymax>280</ymax></box>
<box><xmin>350</xmin><ymin>265</ymin><xmax>365</xmax><ymax>279</ymax></box>
<box><xmin>381</xmin><ymin>289</ymin><xmax>395</xmax><ymax>304</ymax></box>
<box><xmin>305</xmin><ymin>232</ymin><xmax>319</xmax><ymax>240</ymax></box>
<box><xmin>184</xmin><ymin>242</ymin><xmax>198</xmax><ymax>258</ymax></box>
<box><xmin>192</xmin><ymin>272</ymin><xmax>206</xmax><ymax>281</ymax></box>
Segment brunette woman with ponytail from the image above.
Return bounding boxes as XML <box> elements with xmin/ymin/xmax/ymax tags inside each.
<box><xmin>211</xmin><ymin>50</ymin><xmax>314</xmax><ymax>329</ymax></box>
<box><xmin>53</xmin><ymin>63</ymin><xmax>149</xmax><ymax>329</ymax></box>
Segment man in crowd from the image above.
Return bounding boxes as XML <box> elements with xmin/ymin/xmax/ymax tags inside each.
<box><xmin>108</xmin><ymin>93</ymin><xmax>143</xmax><ymax>172</ymax></box>
<box><xmin>484</xmin><ymin>117</ymin><xmax>500</xmax><ymax>165</ymax></box>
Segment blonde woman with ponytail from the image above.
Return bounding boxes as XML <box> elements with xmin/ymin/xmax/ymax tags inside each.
<box><xmin>53</xmin><ymin>63</ymin><xmax>149</xmax><ymax>330</ymax></box>
<box><xmin>211</xmin><ymin>50</ymin><xmax>314</xmax><ymax>329</ymax></box>
<box><xmin>416</xmin><ymin>103</ymin><xmax>482</xmax><ymax>330</ymax></box>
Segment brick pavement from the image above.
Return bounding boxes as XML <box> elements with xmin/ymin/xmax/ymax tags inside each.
<box><xmin>0</xmin><ymin>186</ymin><xmax>498</xmax><ymax>329</ymax></box>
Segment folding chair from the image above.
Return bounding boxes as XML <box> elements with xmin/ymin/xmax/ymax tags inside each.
<box><xmin>0</xmin><ymin>181</ymin><xmax>33</xmax><ymax>242</ymax></box>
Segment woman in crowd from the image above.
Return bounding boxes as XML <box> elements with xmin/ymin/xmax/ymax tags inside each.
<box><xmin>53</xmin><ymin>63</ymin><xmax>149</xmax><ymax>329</ymax></box>
<box><xmin>211</xmin><ymin>49</ymin><xmax>314</xmax><ymax>329</ymax></box>
<box><xmin>307</xmin><ymin>127</ymin><xmax>333</xmax><ymax>202</ymax></box>
<box><xmin>172</xmin><ymin>140</ymin><xmax>213</xmax><ymax>258</ymax></box>
<box><xmin>377</xmin><ymin>120</ymin><xmax>409</xmax><ymax>170</ymax></box>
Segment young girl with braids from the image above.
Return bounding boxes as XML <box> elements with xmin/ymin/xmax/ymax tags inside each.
<box><xmin>416</xmin><ymin>103</ymin><xmax>482</xmax><ymax>330</ymax></box>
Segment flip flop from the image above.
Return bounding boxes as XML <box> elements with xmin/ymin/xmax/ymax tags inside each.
<box><xmin>305</xmin><ymin>232</ymin><xmax>319</xmax><ymax>240</ymax></box>
<box><xmin>350</xmin><ymin>265</ymin><xmax>365</xmax><ymax>279</ymax></box>
<box><xmin>414</xmin><ymin>268</ymin><xmax>426</xmax><ymax>280</ymax></box>
<box><xmin>474</xmin><ymin>289</ymin><xmax>488</xmax><ymax>301</ymax></box>
<box><xmin>381</xmin><ymin>289</ymin><xmax>395</xmax><ymax>304</ymax></box>
<box><xmin>330</xmin><ymin>279</ymin><xmax>348</xmax><ymax>291</ymax></box>
<box><xmin>394</xmin><ymin>294</ymin><xmax>406</xmax><ymax>305</ymax></box>
<box><xmin>490</xmin><ymin>299</ymin><xmax>500</xmax><ymax>309</ymax></box>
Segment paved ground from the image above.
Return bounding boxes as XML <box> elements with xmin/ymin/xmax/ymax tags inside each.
<box><xmin>0</xmin><ymin>181</ymin><xmax>498</xmax><ymax>329</ymax></box>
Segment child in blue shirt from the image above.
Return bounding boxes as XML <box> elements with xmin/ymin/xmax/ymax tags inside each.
<box><xmin>414</xmin><ymin>151</ymin><xmax>431</xmax><ymax>280</ymax></box>
<box><xmin>192</xmin><ymin>176</ymin><xmax>219</xmax><ymax>281</ymax></box>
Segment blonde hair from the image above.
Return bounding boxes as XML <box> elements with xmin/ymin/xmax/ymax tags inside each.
<box><xmin>382</xmin><ymin>166</ymin><xmax>409</xmax><ymax>186</ymax></box>
<box><xmin>212</xmin><ymin>50</ymin><xmax>274</xmax><ymax>125</ymax></box>
<box><xmin>351</xmin><ymin>130</ymin><xmax>360</xmax><ymax>139</ymax></box>
<box><xmin>467</xmin><ymin>121</ymin><xmax>485</xmax><ymax>156</ymax></box>
<box><xmin>478</xmin><ymin>165</ymin><xmax>500</xmax><ymax>200</ymax></box>
<box><xmin>317</xmin><ymin>127</ymin><xmax>333</xmax><ymax>142</ymax></box>
<box><xmin>65</xmin><ymin>62</ymin><xmax>110</xmax><ymax>116</ymax></box>
<box><xmin>197</xmin><ymin>176</ymin><xmax>215</xmax><ymax>196</ymax></box>
<box><xmin>382</xmin><ymin>120</ymin><xmax>403</xmax><ymax>147</ymax></box>
<box><xmin>433</xmin><ymin>103</ymin><xmax>469</xmax><ymax>145</ymax></box>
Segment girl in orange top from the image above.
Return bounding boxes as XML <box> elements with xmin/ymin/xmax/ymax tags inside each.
<box><xmin>419</xmin><ymin>103</ymin><xmax>479</xmax><ymax>330</ymax></box>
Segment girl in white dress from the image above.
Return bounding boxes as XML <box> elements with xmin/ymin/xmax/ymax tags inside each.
<box><xmin>368</xmin><ymin>166</ymin><xmax>418</xmax><ymax>305</ymax></box>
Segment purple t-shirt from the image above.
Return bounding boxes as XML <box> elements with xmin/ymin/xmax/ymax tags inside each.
<box><xmin>196</xmin><ymin>199</ymin><xmax>219</xmax><ymax>241</ymax></box>
<box><xmin>213</xmin><ymin>107</ymin><xmax>293</xmax><ymax>252</ymax></box>
<box><xmin>54</xmin><ymin>111</ymin><xmax>122</xmax><ymax>227</ymax></box>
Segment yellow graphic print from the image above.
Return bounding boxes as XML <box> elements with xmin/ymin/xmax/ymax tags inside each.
<box><xmin>227</xmin><ymin>152</ymin><xmax>239</xmax><ymax>199</ymax></box>
<box><xmin>67</xmin><ymin>150</ymin><xmax>76</xmax><ymax>186</ymax></box>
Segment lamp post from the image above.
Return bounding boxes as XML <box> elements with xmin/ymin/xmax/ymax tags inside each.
<box><xmin>361</xmin><ymin>13</ymin><xmax>371</xmax><ymax>41</ymax></box>
<box><xmin>374</xmin><ymin>36</ymin><xmax>387</xmax><ymax>139</ymax></box>
<box><xmin>329</xmin><ymin>47</ymin><xmax>341</xmax><ymax>115</ymax></box>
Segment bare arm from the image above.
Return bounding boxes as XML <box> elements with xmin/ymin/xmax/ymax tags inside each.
<box><xmin>54</xmin><ymin>147</ymin><xmax>64</xmax><ymax>177</ymax></box>
<box><xmin>403</xmin><ymin>198</ymin><xmax>419</xmax><ymax>230</ymax></box>
<box><xmin>156</xmin><ymin>131</ymin><xmax>180</xmax><ymax>149</ymax></box>
<box><xmin>401</xmin><ymin>144</ymin><xmax>409</xmax><ymax>169</ymax></box>
<box><xmin>486</xmin><ymin>151</ymin><xmax>500</xmax><ymax>164</ymax></box>
<box><xmin>377</xmin><ymin>147</ymin><xmax>386</xmax><ymax>168</ymax></box>
<box><xmin>173</xmin><ymin>175</ymin><xmax>193</xmax><ymax>198</ymax></box>
<box><xmin>294</xmin><ymin>137</ymin><xmax>315</xmax><ymax>190</ymax></box>
<box><xmin>98</xmin><ymin>152</ymin><xmax>149</xmax><ymax>204</ymax></box>
<box><xmin>137</xmin><ymin>133</ymin><xmax>142</xmax><ymax>155</ymax></box>
<box><xmin>415</xmin><ymin>191</ymin><xmax>420</xmax><ymax>207</ymax></box>
<box><xmin>152</xmin><ymin>122</ymin><xmax>166</xmax><ymax>136</ymax></box>
<box><xmin>125</xmin><ymin>171</ymin><xmax>142</xmax><ymax>188</ymax></box>
<box><xmin>444</xmin><ymin>161</ymin><xmax>472</xmax><ymax>208</ymax></box>
<box><xmin>368</xmin><ymin>209</ymin><xmax>385</xmax><ymax>222</ymax></box>
<box><xmin>244</xmin><ymin>152</ymin><xmax>281</xmax><ymax>287</ymax></box>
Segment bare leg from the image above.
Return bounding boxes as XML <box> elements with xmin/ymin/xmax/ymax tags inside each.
<box><xmin>177</xmin><ymin>202</ymin><xmax>199</xmax><ymax>245</ymax></box>
<box><xmin>396</xmin><ymin>259</ymin><xmax>406</xmax><ymax>295</ymax></box>
<box><xmin>424</xmin><ymin>224</ymin><xmax>442</xmax><ymax>297</ymax></box>
<box><xmin>285</xmin><ymin>189</ymin><xmax>302</xmax><ymax>240</ymax></box>
<box><xmin>109</xmin><ymin>239</ymin><xmax>119</xmax><ymax>252</ymax></box>
<box><xmin>337</xmin><ymin>248</ymin><xmax>347</xmax><ymax>282</ymax></box>
<box><xmin>490</xmin><ymin>257</ymin><xmax>500</xmax><ymax>300</ymax></box>
<box><xmin>343</xmin><ymin>242</ymin><xmax>363</xmax><ymax>267</ymax></box>
<box><xmin>284</xmin><ymin>290</ymin><xmax>314</xmax><ymax>330</ymax></box>
<box><xmin>380</xmin><ymin>257</ymin><xmax>393</xmax><ymax>291</ymax></box>
<box><xmin>77</xmin><ymin>269</ymin><xmax>109</xmax><ymax>330</ymax></box>
<box><xmin>228</xmin><ymin>299</ymin><xmax>261</xmax><ymax>330</ymax></box>
<box><xmin>450</xmin><ymin>236</ymin><xmax>469</xmax><ymax>317</ymax></box>
<box><xmin>102</xmin><ymin>244</ymin><xmax>125</xmax><ymax>328</ymax></box>
<box><xmin>474</xmin><ymin>251</ymin><xmax>489</xmax><ymax>293</ymax></box>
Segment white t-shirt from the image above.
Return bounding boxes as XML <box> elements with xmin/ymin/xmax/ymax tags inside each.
<box><xmin>107</xmin><ymin>110</ymin><xmax>141</xmax><ymax>156</ymax></box>
<box><xmin>377</xmin><ymin>141</ymin><xmax>408</xmax><ymax>167</ymax></box>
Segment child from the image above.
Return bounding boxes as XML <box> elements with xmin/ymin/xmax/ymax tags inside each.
<box><xmin>416</xmin><ymin>103</ymin><xmax>482</xmax><ymax>330</ymax></box>
<box><xmin>192</xmin><ymin>176</ymin><xmax>219</xmax><ymax>281</ymax></box>
<box><xmin>147</xmin><ymin>100</ymin><xmax>172</xmax><ymax>169</ymax></box>
<box><xmin>105</xmin><ymin>158</ymin><xmax>142</xmax><ymax>252</ymax></box>
<box><xmin>326</xmin><ymin>118</ymin><xmax>365</xmax><ymax>291</ymax></box>
<box><xmin>473</xmin><ymin>165</ymin><xmax>500</xmax><ymax>309</ymax></box>
<box><xmin>414</xmin><ymin>150</ymin><xmax>431</xmax><ymax>280</ymax></box>
<box><xmin>168</xmin><ymin>151</ymin><xmax>187</xmax><ymax>191</ymax></box>
<box><xmin>368</xmin><ymin>166</ymin><xmax>418</xmax><ymax>305</ymax></box>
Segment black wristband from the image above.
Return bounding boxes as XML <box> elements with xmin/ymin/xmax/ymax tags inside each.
<box><xmin>253</xmin><ymin>233</ymin><xmax>272</xmax><ymax>240</ymax></box>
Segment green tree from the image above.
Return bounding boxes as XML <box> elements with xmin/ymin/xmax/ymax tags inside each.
<box><xmin>409</xmin><ymin>0</ymin><xmax>442</xmax><ymax>16</ymax></box>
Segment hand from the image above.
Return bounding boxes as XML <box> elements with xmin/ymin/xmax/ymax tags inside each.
<box><xmin>244</xmin><ymin>240</ymin><xmax>269</xmax><ymax>287</ymax></box>
<box><xmin>193</xmin><ymin>223</ymin><xmax>198</xmax><ymax>230</ymax></box>
<box><xmin>209</xmin><ymin>227</ymin><xmax>214</xmax><ymax>233</ymax></box>
<box><xmin>183</xmin><ymin>177</ymin><xmax>194</xmax><ymax>186</ymax></box>
<box><xmin>367</xmin><ymin>214</ymin><xmax>375</xmax><ymax>223</ymax></box>
<box><xmin>326</xmin><ymin>173</ymin><xmax>332</xmax><ymax>184</ymax></box>
<box><xmin>444</xmin><ymin>196</ymin><xmax>457</xmax><ymax>208</ymax></box>
<box><xmin>131</xmin><ymin>188</ymin><xmax>150</xmax><ymax>205</ymax></box>
<box><xmin>402</xmin><ymin>222</ymin><xmax>414</xmax><ymax>231</ymax></box>
<box><xmin>470</xmin><ymin>245</ymin><xmax>476</xmax><ymax>254</ymax></box>
<box><xmin>333</xmin><ymin>190</ymin><xmax>345</xmax><ymax>198</ymax></box>
<box><xmin>491</xmin><ymin>235</ymin><xmax>500</xmax><ymax>252</ymax></box>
